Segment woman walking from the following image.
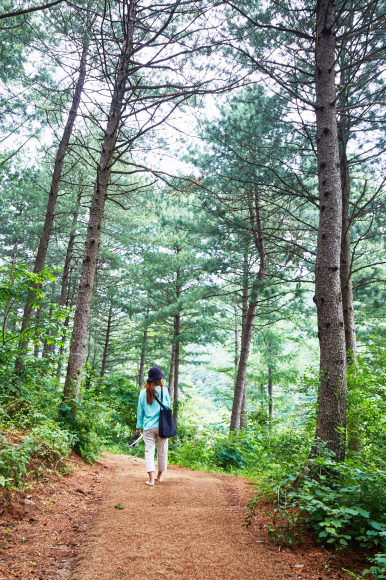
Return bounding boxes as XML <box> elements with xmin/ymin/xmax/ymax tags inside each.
<box><xmin>136</xmin><ymin>366</ymin><xmax>171</xmax><ymax>486</ymax></box>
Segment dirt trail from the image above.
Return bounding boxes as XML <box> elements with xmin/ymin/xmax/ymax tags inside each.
<box><xmin>70</xmin><ymin>454</ymin><xmax>294</xmax><ymax>580</ymax></box>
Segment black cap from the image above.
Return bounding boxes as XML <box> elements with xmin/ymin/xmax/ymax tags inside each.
<box><xmin>147</xmin><ymin>366</ymin><xmax>166</xmax><ymax>382</ymax></box>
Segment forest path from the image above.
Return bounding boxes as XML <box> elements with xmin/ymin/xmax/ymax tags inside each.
<box><xmin>70</xmin><ymin>453</ymin><xmax>295</xmax><ymax>580</ymax></box>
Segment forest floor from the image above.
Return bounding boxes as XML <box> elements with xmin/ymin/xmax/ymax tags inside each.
<box><xmin>0</xmin><ymin>452</ymin><xmax>369</xmax><ymax>580</ymax></box>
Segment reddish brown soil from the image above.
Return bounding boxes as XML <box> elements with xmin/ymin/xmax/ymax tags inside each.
<box><xmin>0</xmin><ymin>451</ymin><xmax>114</xmax><ymax>580</ymax></box>
<box><xmin>0</xmin><ymin>453</ymin><xmax>371</xmax><ymax>580</ymax></box>
<box><xmin>70</xmin><ymin>455</ymin><xmax>295</xmax><ymax>580</ymax></box>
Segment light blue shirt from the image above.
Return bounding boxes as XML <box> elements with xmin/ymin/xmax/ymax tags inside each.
<box><xmin>136</xmin><ymin>386</ymin><xmax>171</xmax><ymax>431</ymax></box>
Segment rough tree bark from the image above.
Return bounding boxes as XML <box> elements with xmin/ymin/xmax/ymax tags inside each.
<box><xmin>339</xmin><ymin>124</ymin><xmax>357</xmax><ymax>361</ymax></box>
<box><xmin>260</xmin><ymin>383</ymin><xmax>265</xmax><ymax>408</ymax></box>
<box><xmin>339</xmin><ymin>118</ymin><xmax>361</xmax><ymax>452</ymax></box>
<box><xmin>234</xmin><ymin>303</ymin><xmax>239</xmax><ymax>377</ymax></box>
<box><xmin>100</xmin><ymin>302</ymin><xmax>113</xmax><ymax>382</ymax></box>
<box><xmin>233</xmin><ymin>257</ymin><xmax>248</xmax><ymax>429</ymax></box>
<box><xmin>230</xmin><ymin>196</ymin><xmax>267</xmax><ymax>430</ymax></box>
<box><xmin>42</xmin><ymin>303</ymin><xmax>54</xmax><ymax>357</ymax></box>
<box><xmin>138</xmin><ymin>322</ymin><xmax>148</xmax><ymax>388</ymax></box>
<box><xmin>33</xmin><ymin>308</ymin><xmax>42</xmax><ymax>357</ymax></box>
<box><xmin>268</xmin><ymin>365</ymin><xmax>273</xmax><ymax>420</ymax></box>
<box><xmin>3</xmin><ymin>236</ymin><xmax>19</xmax><ymax>336</ymax></box>
<box><xmin>56</xmin><ymin>277</ymin><xmax>76</xmax><ymax>379</ymax></box>
<box><xmin>61</xmin><ymin>1</ymin><xmax>137</xmax><ymax>410</ymax></box>
<box><xmin>313</xmin><ymin>0</ymin><xmax>347</xmax><ymax>461</ymax></box>
<box><xmin>239</xmin><ymin>254</ymin><xmax>249</xmax><ymax>429</ymax></box>
<box><xmin>168</xmin><ymin>343</ymin><xmax>175</xmax><ymax>398</ymax></box>
<box><xmin>173</xmin><ymin>259</ymin><xmax>181</xmax><ymax>426</ymax></box>
<box><xmin>15</xmin><ymin>39</ymin><xmax>89</xmax><ymax>371</ymax></box>
<box><xmin>59</xmin><ymin>190</ymin><xmax>82</xmax><ymax>308</ymax></box>
<box><xmin>173</xmin><ymin>315</ymin><xmax>180</xmax><ymax>425</ymax></box>
<box><xmin>45</xmin><ymin>188</ymin><xmax>82</xmax><ymax>356</ymax></box>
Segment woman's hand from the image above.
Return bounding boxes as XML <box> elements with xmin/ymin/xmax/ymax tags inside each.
<box><xmin>136</xmin><ymin>428</ymin><xmax>141</xmax><ymax>436</ymax></box>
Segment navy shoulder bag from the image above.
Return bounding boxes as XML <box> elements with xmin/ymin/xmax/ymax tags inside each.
<box><xmin>154</xmin><ymin>387</ymin><xmax>177</xmax><ymax>438</ymax></box>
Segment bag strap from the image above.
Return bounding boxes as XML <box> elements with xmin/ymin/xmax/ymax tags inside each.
<box><xmin>154</xmin><ymin>388</ymin><xmax>168</xmax><ymax>410</ymax></box>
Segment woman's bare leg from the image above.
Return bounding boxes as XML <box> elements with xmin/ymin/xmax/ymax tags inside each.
<box><xmin>145</xmin><ymin>471</ymin><xmax>155</xmax><ymax>486</ymax></box>
<box><xmin>156</xmin><ymin>470</ymin><xmax>163</xmax><ymax>482</ymax></box>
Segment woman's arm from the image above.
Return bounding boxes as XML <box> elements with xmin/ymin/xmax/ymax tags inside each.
<box><xmin>136</xmin><ymin>391</ymin><xmax>144</xmax><ymax>434</ymax></box>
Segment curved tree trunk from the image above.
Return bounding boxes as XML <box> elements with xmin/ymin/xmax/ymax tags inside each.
<box><xmin>56</xmin><ymin>278</ymin><xmax>76</xmax><ymax>379</ymax></box>
<box><xmin>42</xmin><ymin>303</ymin><xmax>54</xmax><ymax>357</ymax></box>
<box><xmin>234</xmin><ymin>303</ymin><xmax>239</xmax><ymax>378</ymax></box>
<box><xmin>268</xmin><ymin>366</ymin><xmax>273</xmax><ymax>420</ymax></box>
<box><xmin>3</xmin><ymin>234</ymin><xmax>19</xmax><ymax>336</ymax></box>
<box><xmin>339</xmin><ymin>132</ymin><xmax>357</xmax><ymax>361</ymax></box>
<box><xmin>33</xmin><ymin>307</ymin><xmax>42</xmax><ymax>358</ymax></box>
<box><xmin>15</xmin><ymin>39</ymin><xmax>89</xmax><ymax>372</ymax></box>
<box><xmin>173</xmin><ymin>314</ymin><xmax>180</xmax><ymax>426</ymax></box>
<box><xmin>45</xmin><ymin>188</ymin><xmax>82</xmax><ymax>356</ymax></box>
<box><xmin>168</xmin><ymin>343</ymin><xmax>175</xmax><ymax>398</ymax></box>
<box><xmin>339</xmin><ymin>126</ymin><xmax>361</xmax><ymax>452</ymax></box>
<box><xmin>230</xmin><ymin>194</ymin><xmax>267</xmax><ymax>430</ymax></box>
<box><xmin>100</xmin><ymin>302</ymin><xmax>113</xmax><ymax>383</ymax></box>
<box><xmin>138</xmin><ymin>322</ymin><xmax>148</xmax><ymax>388</ymax></box>
<box><xmin>313</xmin><ymin>0</ymin><xmax>347</xmax><ymax>462</ymax></box>
<box><xmin>172</xmin><ymin>251</ymin><xmax>181</xmax><ymax>427</ymax></box>
<box><xmin>234</xmin><ymin>256</ymin><xmax>248</xmax><ymax>429</ymax></box>
<box><xmin>61</xmin><ymin>1</ymin><xmax>138</xmax><ymax>412</ymax></box>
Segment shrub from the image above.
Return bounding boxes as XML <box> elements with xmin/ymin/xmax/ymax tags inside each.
<box><xmin>289</xmin><ymin>459</ymin><xmax>386</xmax><ymax>551</ymax></box>
<box><xmin>213</xmin><ymin>436</ymin><xmax>246</xmax><ymax>469</ymax></box>
<box><xmin>0</xmin><ymin>422</ymin><xmax>73</xmax><ymax>488</ymax></box>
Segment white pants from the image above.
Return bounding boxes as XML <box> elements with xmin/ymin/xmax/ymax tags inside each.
<box><xmin>143</xmin><ymin>427</ymin><xmax>168</xmax><ymax>473</ymax></box>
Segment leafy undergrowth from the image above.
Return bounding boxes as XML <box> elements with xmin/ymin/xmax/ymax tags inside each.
<box><xmin>245</xmin><ymin>457</ymin><xmax>386</xmax><ymax>580</ymax></box>
<box><xmin>245</xmin><ymin>493</ymin><xmax>375</xmax><ymax>580</ymax></box>
<box><xmin>0</xmin><ymin>423</ymin><xmax>75</xmax><ymax>489</ymax></box>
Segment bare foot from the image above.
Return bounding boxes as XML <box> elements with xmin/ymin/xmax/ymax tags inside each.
<box><xmin>156</xmin><ymin>473</ymin><xmax>163</xmax><ymax>483</ymax></box>
<box><xmin>145</xmin><ymin>481</ymin><xmax>154</xmax><ymax>487</ymax></box>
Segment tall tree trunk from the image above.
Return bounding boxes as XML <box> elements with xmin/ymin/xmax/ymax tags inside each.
<box><xmin>260</xmin><ymin>383</ymin><xmax>265</xmax><ymax>409</ymax></box>
<box><xmin>15</xmin><ymin>40</ymin><xmax>89</xmax><ymax>371</ymax></box>
<box><xmin>56</xmin><ymin>313</ymin><xmax>70</xmax><ymax>379</ymax></box>
<box><xmin>338</xmin><ymin>16</ymin><xmax>356</xmax><ymax>365</ymax></box>
<box><xmin>230</xmin><ymin>297</ymin><xmax>257</xmax><ymax>430</ymax></box>
<box><xmin>239</xmin><ymin>254</ymin><xmax>249</xmax><ymax>428</ymax></box>
<box><xmin>234</xmin><ymin>303</ymin><xmax>239</xmax><ymax>378</ymax></box>
<box><xmin>230</xmin><ymin>195</ymin><xmax>267</xmax><ymax>430</ymax></box>
<box><xmin>339</xmin><ymin>118</ymin><xmax>361</xmax><ymax>452</ymax></box>
<box><xmin>173</xmin><ymin>254</ymin><xmax>181</xmax><ymax>426</ymax></box>
<box><xmin>56</xmin><ymin>273</ymin><xmax>76</xmax><ymax>379</ymax></box>
<box><xmin>234</xmin><ymin>254</ymin><xmax>248</xmax><ymax>429</ymax></box>
<box><xmin>33</xmin><ymin>307</ymin><xmax>42</xmax><ymax>357</ymax></box>
<box><xmin>3</xmin><ymin>236</ymin><xmax>19</xmax><ymax>336</ymax></box>
<box><xmin>168</xmin><ymin>342</ymin><xmax>175</xmax><ymax>398</ymax></box>
<box><xmin>313</xmin><ymin>0</ymin><xmax>347</xmax><ymax>461</ymax></box>
<box><xmin>100</xmin><ymin>302</ymin><xmax>113</xmax><ymax>382</ymax></box>
<box><xmin>46</xmin><ymin>189</ymin><xmax>82</xmax><ymax>356</ymax></box>
<box><xmin>173</xmin><ymin>314</ymin><xmax>180</xmax><ymax>426</ymax></box>
<box><xmin>138</xmin><ymin>322</ymin><xmax>148</xmax><ymax>388</ymax></box>
<box><xmin>267</xmin><ymin>323</ymin><xmax>273</xmax><ymax>420</ymax></box>
<box><xmin>42</xmin><ymin>304</ymin><xmax>54</xmax><ymax>357</ymax></box>
<box><xmin>62</xmin><ymin>2</ymin><xmax>137</xmax><ymax>411</ymax></box>
<box><xmin>339</xmin><ymin>130</ymin><xmax>357</xmax><ymax>361</ymax></box>
<box><xmin>268</xmin><ymin>366</ymin><xmax>273</xmax><ymax>420</ymax></box>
